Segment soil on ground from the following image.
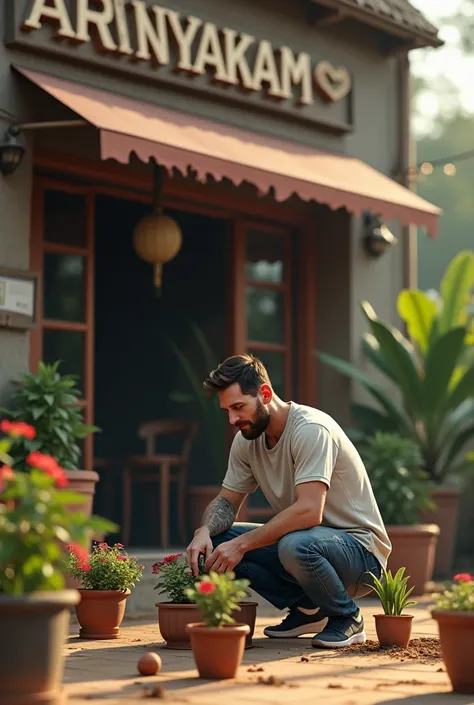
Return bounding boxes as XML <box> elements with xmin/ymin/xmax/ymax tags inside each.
<box><xmin>338</xmin><ymin>637</ymin><xmax>441</xmax><ymax>663</ymax></box>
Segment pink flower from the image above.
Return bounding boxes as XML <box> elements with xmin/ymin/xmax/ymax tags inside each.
<box><xmin>98</xmin><ymin>542</ymin><xmax>109</xmax><ymax>550</ymax></box>
<box><xmin>197</xmin><ymin>581</ymin><xmax>215</xmax><ymax>595</ymax></box>
<box><xmin>114</xmin><ymin>543</ymin><xmax>124</xmax><ymax>549</ymax></box>
<box><xmin>454</xmin><ymin>573</ymin><xmax>473</xmax><ymax>582</ymax></box>
<box><xmin>152</xmin><ymin>561</ymin><xmax>165</xmax><ymax>574</ymax></box>
<box><xmin>116</xmin><ymin>555</ymin><xmax>127</xmax><ymax>562</ymax></box>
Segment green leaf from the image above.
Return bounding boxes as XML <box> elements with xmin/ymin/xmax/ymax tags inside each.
<box><xmin>362</xmin><ymin>302</ymin><xmax>422</xmax><ymax>413</ymax></box>
<box><xmin>440</xmin><ymin>424</ymin><xmax>474</xmax><ymax>479</ymax></box>
<box><xmin>422</xmin><ymin>328</ymin><xmax>466</xmax><ymax>415</ymax></box>
<box><xmin>53</xmin><ymin>490</ymin><xmax>85</xmax><ymax>505</ymax></box>
<box><xmin>317</xmin><ymin>352</ymin><xmax>413</xmax><ymax>435</ymax></box>
<box><xmin>350</xmin><ymin>404</ymin><xmax>397</xmax><ymax>435</ymax></box>
<box><xmin>439</xmin><ymin>251</ymin><xmax>474</xmax><ymax>334</ymax></box>
<box><xmin>397</xmin><ymin>290</ymin><xmax>437</xmax><ymax>355</ymax></box>
<box><xmin>444</xmin><ymin>365</ymin><xmax>474</xmax><ymax>414</ymax></box>
<box><xmin>362</xmin><ymin>334</ymin><xmax>397</xmax><ymax>382</ymax></box>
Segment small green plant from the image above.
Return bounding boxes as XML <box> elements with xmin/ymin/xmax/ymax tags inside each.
<box><xmin>368</xmin><ymin>567</ymin><xmax>417</xmax><ymax>616</ymax></box>
<box><xmin>433</xmin><ymin>574</ymin><xmax>474</xmax><ymax>612</ymax></box>
<box><xmin>66</xmin><ymin>542</ymin><xmax>144</xmax><ymax>591</ymax></box>
<box><xmin>0</xmin><ymin>421</ymin><xmax>116</xmax><ymax>594</ymax></box>
<box><xmin>152</xmin><ymin>553</ymin><xmax>203</xmax><ymax>604</ymax></box>
<box><xmin>185</xmin><ymin>572</ymin><xmax>250</xmax><ymax>627</ymax></box>
<box><xmin>360</xmin><ymin>433</ymin><xmax>434</xmax><ymax>525</ymax></box>
<box><xmin>1</xmin><ymin>361</ymin><xmax>98</xmax><ymax>471</ymax></box>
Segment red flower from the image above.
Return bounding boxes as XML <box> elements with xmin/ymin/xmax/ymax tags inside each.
<box><xmin>164</xmin><ymin>553</ymin><xmax>182</xmax><ymax>563</ymax></box>
<box><xmin>152</xmin><ymin>561</ymin><xmax>164</xmax><ymax>574</ymax></box>
<box><xmin>114</xmin><ymin>543</ymin><xmax>124</xmax><ymax>549</ymax></box>
<box><xmin>116</xmin><ymin>554</ymin><xmax>127</xmax><ymax>562</ymax></box>
<box><xmin>454</xmin><ymin>573</ymin><xmax>473</xmax><ymax>582</ymax></box>
<box><xmin>1</xmin><ymin>420</ymin><xmax>36</xmax><ymax>440</ymax></box>
<box><xmin>67</xmin><ymin>543</ymin><xmax>89</xmax><ymax>565</ymax></box>
<box><xmin>79</xmin><ymin>561</ymin><xmax>91</xmax><ymax>572</ymax></box>
<box><xmin>26</xmin><ymin>451</ymin><xmax>69</xmax><ymax>488</ymax></box>
<box><xmin>98</xmin><ymin>542</ymin><xmax>109</xmax><ymax>550</ymax></box>
<box><xmin>197</xmin><ymin>581</ymin><xmax>216</xmax><ymax>595</ymax></box>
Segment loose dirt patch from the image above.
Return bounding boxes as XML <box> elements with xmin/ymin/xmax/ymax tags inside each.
<box><xmin>338</xmin><ymin>637</ymin><xmax>441</xmax><ymax>663</ymax></box>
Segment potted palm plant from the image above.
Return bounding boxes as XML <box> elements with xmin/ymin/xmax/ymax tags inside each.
<box><xmin>154</xmin><ymin>553</ymin><xmax>257</xmax><ymax>649</ymax></box>
<box><xmin>318</xmin><ymin>251</ymin><xmax>474</xmax><ymax>577</ymax></box>
<box><xmin>360</xmin><ymin>432</ymin><xmax>440</xmax><ymax>595</ymax></box>
<box><xmin>369</xmin><ymin>567</ymin><xmax>417</xmax><ymax>648</ymax></box>
<box><xmin>185</xmin><ymin>571</ymin><xmax>251</xmax><ymax>679</ymax></box>
<box><xmin>66</xmin><ymin>541</ymin><xmax>144</xmax><ymax>639</ymax></box>
<box><xmin>432</xmin><ymin>573</ymin><xmax>474</xmax><ymax>694</ymax></box>
<box><xmin>0</xmin><ymin>420</ymin><xmax>115</xmax><ymax>705</ymax></box>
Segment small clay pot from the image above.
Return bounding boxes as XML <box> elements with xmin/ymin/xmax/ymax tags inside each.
<box><xmin>76</xmin><ymin>589</ymin><xmax>130</xmax><ymax>639</ymax></box>
<box><xmin>374</xmin><ymin>614</ymin><xmax>414</xmax><ymax>648</ymax></box>
<box><xmin>186</xmin><ymin>622</ymin><xmax>251</xmax><ymax>679</ymax></box>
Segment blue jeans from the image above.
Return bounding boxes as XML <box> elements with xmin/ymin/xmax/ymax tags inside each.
<box><xmin>213</xmin><ymin>523</ymin><xmax>381</xmax><ymax>618</ymax></box>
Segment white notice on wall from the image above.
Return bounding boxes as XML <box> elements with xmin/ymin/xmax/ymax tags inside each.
<box><xmin>0</xmin><ymin>276</ymin><xmax>35</xmax><ymax>317</ymax></box>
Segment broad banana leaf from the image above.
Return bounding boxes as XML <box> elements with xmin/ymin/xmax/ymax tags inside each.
<box><xmin>362</xmin><ymin>334</ymin><xmax>397</xmax><ymax>383</ymax></box>
<box><xmin>316</xmin><ymin>352</ymin><xmax>413</xmax><ymax>435</ymax></box>
<box><xmin>422</xmin><ymin>327</ymin><xmax>466</xmax><ymax>416</ymax></box>
<box><xmin>361</xmin><ymin>302</ymin><xmax>422</xmax><ymax>414</ymax></box>
<box><xmin>438</xmin><ymin>251</ymin><xmax>474</xmax><ymax>334</ymax></box>
<box><xmin>443</xmin><ymin>365</ymin><xmax>474</xmax><ymax>415</ymax></box>
<box><xmin>397</xmin><ymin>290</ymin><xmax>437</xmax><ymax>355</ymax></box>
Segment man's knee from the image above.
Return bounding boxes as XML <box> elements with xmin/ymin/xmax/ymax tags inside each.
<box><xmin>277</xmin><ymin>531</ymin><xmax>307</xmax><ymax>571</ymax></box>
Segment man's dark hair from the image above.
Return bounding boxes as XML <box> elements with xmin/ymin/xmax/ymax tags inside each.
<box><xmin>203</xmin><ymin>354</ymin><xmax>271</xmax><ymax>397</ymax></box>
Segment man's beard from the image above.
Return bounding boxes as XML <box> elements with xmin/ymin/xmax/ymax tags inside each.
<box><xmin>237</xmin><ymin>400</ymin><xmax>270</xmax><ymax>440</ymax></box>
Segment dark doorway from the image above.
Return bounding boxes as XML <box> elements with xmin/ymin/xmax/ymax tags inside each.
<box><xmin>93</xmin><ymin>194</ymin><xmax>229</xmax><ymax>546</ymax></box>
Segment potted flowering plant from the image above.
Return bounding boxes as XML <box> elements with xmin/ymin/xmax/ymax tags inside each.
<box><xmin>185</xmin><ymin>572</ymin><xmax>251</xmax><ymax>679</ymax></box>
<box><xmin>432</xmin><ymin>573</ymin><xmax>474</xmax><ymax>693</ymax></box>
<box><xmin>368</xmin><ymin>567</ymin><xmax>417</xmax><ymax>648</ymax></box>
<box><xmin>153</xmin><ymin>554</ymin><xmax>258</xmax><ymax>650</ymax></box>
<box><xmin>66</xmin><ymin>541</ymin><xmax>144</xmax><ymax>639</ymax></box>
<box><xmin>0</xmin><ymin>421</ymin><xmax>116</xmax><ymax>705</ymax></box>
<box><xmin>153</xmin><ymin>553</ymin><xmax>202</xmax><ymax>649</ymax></box>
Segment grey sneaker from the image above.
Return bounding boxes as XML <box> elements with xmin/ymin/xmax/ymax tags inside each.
<box><xmin>311</xmin><ymin>611</ymin><xmax>366</xmax><ymax>648</ymax></box>
<box><xmin>264</xmin><ymin>606</ymin><xmax>326</xmax><ymax>638</ymax></box>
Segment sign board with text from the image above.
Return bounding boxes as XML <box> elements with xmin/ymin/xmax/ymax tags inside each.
<box><xmin>5</xmin><ymin>0</ymin><xmax>354</xmax><ymax>133</ymax></box>
<box><xmin>0</xmin><ymin>269</ymin><xmax>39</xmax><ymax>330</ymax></box>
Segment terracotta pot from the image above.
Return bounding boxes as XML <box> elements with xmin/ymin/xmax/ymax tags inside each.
<box><xmin>0</xmin><ymin>590</ymin><xmax>80</xmax><ymax>705</ymax></box>
<box><xmin>374</xmin><ymin>614</ymin><xmax>414</xmax><ymax>648</ymax></box>
<box><xmin>63</xmin><ymin>471</ymin><xmax>99</xmax><ymax>590</ymax></box>
<box><xmin>75</xmin><ymin>589</ymin><xmax>130</xmax><ymax>639</ymax></box>
<box><xmin>387</xmin><ymin>524</ymin><xmax>440</xmax><ymax>596</ymax></box>
<box><xmin>420</xmin><ymin>488</ymin><xmax>461</xmax><ymax>578</ymax></box>
<box><xmin>156</xmin><ymin>600</ymin><xmax>257</xmax><ymax>649</ymax></box>
<box><xmin>432</xmin><ymin>610</ymin><xmax>474</xmax><ymax>694</ymax></box>
<box><xmin>186</xmin><ymin>622</ymin><xmax>251</xmax><ymax>679</ymax></box>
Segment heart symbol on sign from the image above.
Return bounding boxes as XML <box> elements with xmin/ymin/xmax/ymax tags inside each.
<box><xmin>314</xmin><ymin>61</ymin><xmax>352</xmax><ymax>103</ymax></box>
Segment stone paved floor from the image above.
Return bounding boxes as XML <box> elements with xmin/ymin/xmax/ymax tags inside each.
<box><xmin>65</xmin><ymin>597</ymin><xmax>472</xmax><ymax>705</ymax></box>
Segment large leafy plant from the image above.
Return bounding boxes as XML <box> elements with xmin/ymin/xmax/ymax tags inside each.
<box><xmin>163</xmin><ymin>322</ymin><xmax>227</xmax><ymax>484</ymax></box>
<box><xmin>1</xmin><ymin>361</ymin><xmax>98</xmax><ymax>471</ymax></box>
<box><xmin>360</xmin><ymin>433</ymin><xmax>433</xmax><ymax>525</ymax></box>
<box><xmin>0</xmin><ymin>422</ymin><xmax>116</xmax><ymax>594</ymax></box>
<box><xmin>319</xmin><ymin>251</ymin><xmax>474</xmax><ymax>485</ymax></box>
<box><xmin>152</xmin><ymin>553</ymin><xmax>202</xmax><ymax>604</ymax></box>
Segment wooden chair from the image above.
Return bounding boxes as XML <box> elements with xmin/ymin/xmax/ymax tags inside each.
<box><xmin>122</xmin><ymin>419</ymin><xmax>197</xmax><ymax>548</ymax></box>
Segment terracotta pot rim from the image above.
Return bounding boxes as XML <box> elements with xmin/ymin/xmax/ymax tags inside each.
<box><xmin>186</xmin><ymin>622</ymin><xmax>251</xmax><ymax>635</ymax></box>
<box><xmin>78</xmin><ymin>589</ymin><xmax>131</xmax><ymax>599</ymax></box>
<box><xmin>156</xmin><ymin>600</ymin><xmax>258</xmax><ymax>609</ymax></box>
<box><xmin>374</xmin><ymin>614</ymin><xmax>414</xmax><ymax>620</ymax></box>
<box><xmin>386</xmin><ymin>524</ymin><xmax>440</xmax><ymax>536</ymax></box>
<box><xmin>432</xmin><ymin>609</ymin><xmax>474</xmax><ymax>621</ymax></box>
<box><xmin>65</xmin><ymin>470</ymin><xmax>99</xmax><ymax>481</ymax></box>
<box><xmin>430</xmin><ymin>487</ymin><xmax>462</xmax><ymax>498</ymax></box>
<box><xmin>0</xmin><ymin>589</ymin><xmax>80</xmax><ymax>607</ymax></box>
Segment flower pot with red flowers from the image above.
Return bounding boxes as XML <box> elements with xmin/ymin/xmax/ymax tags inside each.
<box><xmin>369</xmin><ymin>567</ymin><xmax>417</xmax><ymax>648</ymax></box>
<box><xmin>66</xmin><ymin>542</ymin><xmax>144</xmax><ymax>639</ymax></box>
<box><xmin>432</xmin><ymin>573</ymin><xmax>474</xmax><ymax>693</ymax></box>
<box><xmin>0</xmin><ymin>421</ymin><xmax>116</xmax><ymax>705</ymax></box>
<box><xmin>154</xmin><ymin>554</ymin><xmax>257</xmax><ymax>650</ymax></box>
<box><xmin>185</xmin><ymin>572</ymin><xmax>251</xmax><ymax>679</ymax></box>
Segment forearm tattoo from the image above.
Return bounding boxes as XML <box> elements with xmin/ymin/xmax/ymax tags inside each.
<box><xmin>202</xmin><ymin>497</ymin><xmax>236</xmax><ymax>537</ymax></box>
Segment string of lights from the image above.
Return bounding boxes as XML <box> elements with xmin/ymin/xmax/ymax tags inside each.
<box><xmin>412</xmin><ymin>146</ymin><xmax>474</xmax><ymax>178</ymax></box>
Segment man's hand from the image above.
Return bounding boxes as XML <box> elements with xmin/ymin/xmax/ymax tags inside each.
<box><xmin>186</xmin><ymin>527</ymin><xmax>213</xmax><ymax>576</ymax></box>
<box><xmin>205</xmin><ymin>538</ymin><xmax>245</xmax><ymax>574</ymax></box>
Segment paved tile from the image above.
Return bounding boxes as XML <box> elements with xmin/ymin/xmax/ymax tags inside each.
<box><xmin>65</xmin><ymin>598</ymin><xmax>471</xmax><ymax>705</ymax></box>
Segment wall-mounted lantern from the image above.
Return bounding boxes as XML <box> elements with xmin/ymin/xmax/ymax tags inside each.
<box><xmin>363</xmin><ymin>212</ymin><xmax>398</xmax><ymax>258</ymax></box>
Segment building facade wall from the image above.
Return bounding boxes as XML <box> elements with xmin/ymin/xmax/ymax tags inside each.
<box><xmin>0</xmin><ymin>0</ymin><xmax>405</xmax><ymax>418</ymax></box>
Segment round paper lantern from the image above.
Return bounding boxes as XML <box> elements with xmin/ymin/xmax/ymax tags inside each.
<box><xmin>133</xmin><ymin>208</ymin><xmax>182</xmax><ymax>288</ymax></box>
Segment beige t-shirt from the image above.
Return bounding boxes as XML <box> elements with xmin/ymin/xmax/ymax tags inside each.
<box><xmin>222</xmin><ymin>402</ymin><xmax>391</xmax><ymax>568</ymax></box>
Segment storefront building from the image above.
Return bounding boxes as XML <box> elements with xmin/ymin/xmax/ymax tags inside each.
<box><xmin>0</xmin><ymin>0</ymin><xmax>440</xmax><ymax>545</ymax></box>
